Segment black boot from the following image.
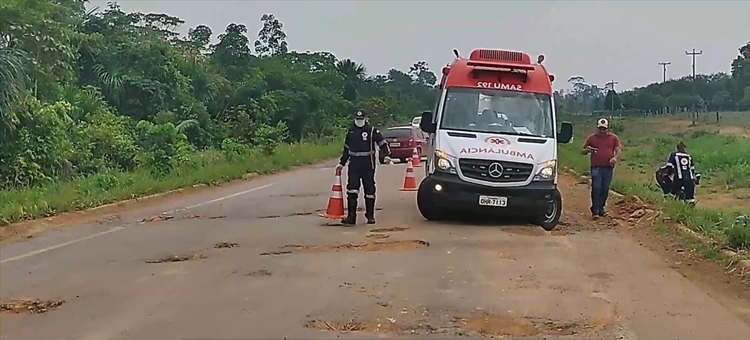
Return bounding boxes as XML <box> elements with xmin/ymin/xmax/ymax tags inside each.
<box><xmin>365</xmin><ymin>197</ymin><xmax>376</xmax><ymax>224</ymax></box>
<box><xmin>340</xmin><ymin>195</ymin><xmax>358</xmax><ymax>225</ymax></box>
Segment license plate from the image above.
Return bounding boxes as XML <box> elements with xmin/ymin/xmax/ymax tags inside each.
<box><xmin>389</xmin><ymin>142</ymin><xmax>400</xmax><ymax>147</ymax></box>
<box><xmin>478</xmin><ymin>195</ymin><xmax>508</xmax><ymax>207</ymax></box>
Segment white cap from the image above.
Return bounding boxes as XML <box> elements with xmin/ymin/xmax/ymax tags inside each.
<box><xmin>597</xmin><ymin>118</ymin><xmax>609</xmax><ymax>128</ymax></box>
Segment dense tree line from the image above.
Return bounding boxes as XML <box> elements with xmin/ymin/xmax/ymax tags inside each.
<box><xmin>555</xmin><ymin>41</ymin><xmax>750</xmax><ymax>114</ymax></box>
<box><xmin>0</xmin><ymin>0</ymin><xmax>437</xmax><ymax>189</ymax></box>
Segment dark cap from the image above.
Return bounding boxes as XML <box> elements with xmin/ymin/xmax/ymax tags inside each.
<box><xmin>354</xmin><ymin>110</ymin><xmax>366</xmax><ymax>119</ymax></box>
<box><xmin>677</xmin><ymin>140</ymin><xmax>687</xmax><ymax>149</ymax></box>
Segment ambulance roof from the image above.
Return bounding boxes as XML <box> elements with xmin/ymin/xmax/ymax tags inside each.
<box><xmin>441</xmin><ymin>49</ymin><xmax>554</xmax><ymax>95</ymax></box>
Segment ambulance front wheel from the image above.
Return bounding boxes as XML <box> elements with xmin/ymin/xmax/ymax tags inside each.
<box><xmin>417</xmin><ymin>179</ymin><xmax>446</xmax><ymax>221</ymax></box>
<box><xmin>534</xmin><ymin>189</ymin><xmax>562</xmax><ymax>231</ymax></box>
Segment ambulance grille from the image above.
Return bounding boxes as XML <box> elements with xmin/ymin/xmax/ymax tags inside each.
<box><xmin>458</xmin><ymin>159</ymin><xmax>533</xmax><ymax>183</ymax></box>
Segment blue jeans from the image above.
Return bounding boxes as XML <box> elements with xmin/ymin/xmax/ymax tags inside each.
<box><xmin>590</xmin><ymin>166</ymin><xmax>614</xmax><ymax>215</ymax></box>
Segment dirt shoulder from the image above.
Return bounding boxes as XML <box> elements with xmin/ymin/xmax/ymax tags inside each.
<box><xmin>558</xmin><ymin>174</ymin><xmax>750</xmax><ymax>324</ymax></box>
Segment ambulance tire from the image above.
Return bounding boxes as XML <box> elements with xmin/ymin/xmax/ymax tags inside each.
<box><xmin>534</xmin><ymin>189</ymin><xmax>562</xmax><ymax>231</ymax></box>
<box><xmin>417</xmin><ymin>181</ymin><xmax>446</xmax><ymax>221</ymax></box>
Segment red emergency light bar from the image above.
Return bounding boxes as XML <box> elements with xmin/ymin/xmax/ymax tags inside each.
<box><xmin>469</xmin><ymin>49</ymin><xmax>532</xmax><ymax>65</ymax></box>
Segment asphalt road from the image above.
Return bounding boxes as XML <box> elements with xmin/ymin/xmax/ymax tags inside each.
<box><xmin>1</xmin><ymin>160</ymin><xmax>750</xmax><ymax>340</ymax></box>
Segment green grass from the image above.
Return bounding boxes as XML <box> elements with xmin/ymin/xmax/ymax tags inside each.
<box><xmin>559</xmin><ymin>114</ymin><xmax>749</xmax><ymax>252</ymax></box>
<box><xmin>0</xmin><ymin>138</ymin><xmax>341</xmax><ymax>226</ymax></box>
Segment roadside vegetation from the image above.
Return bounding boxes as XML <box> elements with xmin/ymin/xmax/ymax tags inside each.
<box><xmin>559</xmin><ymin>114</ymin><xmax>749</xmax><ymax>251</ymax></box>
<box><xmin>0</xmin><ymin>1</ymin><xmax>437</xmax><ymax>226</ymax></box>
<box><xmin>557</xmin><ymin>41</ymin><xmax>750</xmax><ymax>254</ymax></box>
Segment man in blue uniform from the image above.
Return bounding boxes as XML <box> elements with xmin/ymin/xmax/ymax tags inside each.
<box><xmin>336</xmin><ymin>110</ymin><xmax>392</xmax><ymax>225</ymax></box>
<box><xmin>664</xmin><ymin>141</ymin><xmax>700</xmax><ymax>205</ymax></box>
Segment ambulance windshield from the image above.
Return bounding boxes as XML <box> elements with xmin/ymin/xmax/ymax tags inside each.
<box><xmin>439</xmin><ymin>88</ymin><xmax>554</xmax><ymax>138</ymax></box>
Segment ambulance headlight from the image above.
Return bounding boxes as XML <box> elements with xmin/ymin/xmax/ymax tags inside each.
<box><xmin>435</xmin><ymin>149</ymin><xmax>456</xmax><ymax>174</ymax></box>
<box><xmin>437</xmin><ymin>158</ymin><xmax>451</xmax><ymax>170</ymax></box>
<box><xmin>533</xmin><ymin>159</ymin><xmax>557</xmax><ymax>181</ymax></box>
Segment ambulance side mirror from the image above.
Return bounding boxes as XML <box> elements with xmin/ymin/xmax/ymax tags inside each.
<box><xmin>557</xmin><ymin>122</ymin><xmax>573</xmax><ymax>144</ymax></box>
<box><xmin>420</xmin><ymin>110</ymin><xmax>436</xmax><ymax>134</ymax></box>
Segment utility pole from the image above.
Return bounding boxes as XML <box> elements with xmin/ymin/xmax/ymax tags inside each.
<box><xmin>607</xmin><ymin>80</ymin><xmax>618</xmax><ymax>114</ymax></box>
<box><xmin>658</xmin><ymin>62</ymin><xmax>671</xmax><ymax>83</ymax></box>
<box><xmin>658</xmin><ymin>62</ymin><xmax>671</xmax><ymax>115</ymax></box>
<box><xmin>685</xmin><ymin>49</ymin><xmax>703</xmax><ymax>125</ymax></box>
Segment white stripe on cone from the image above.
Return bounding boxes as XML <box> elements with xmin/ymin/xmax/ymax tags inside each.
<box><xmin>330</xmin><ymin>173</ymin><xmax>343</xmax><ymax>199</ymax></box>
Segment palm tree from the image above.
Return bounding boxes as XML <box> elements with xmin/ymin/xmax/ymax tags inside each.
<box><xmin>93</xmin><ymin>54</ymin><xmax>127</xmax><ymax>110</ymax></box>
<box><xmin>0</xmin><ymin>43</ymin><xmax>28</xmax><ymax>141</ymax></box>
<box><xmin>335</xmin><ymin>59</ymin><xmax>366</xmax><ymax>102</ymax></box>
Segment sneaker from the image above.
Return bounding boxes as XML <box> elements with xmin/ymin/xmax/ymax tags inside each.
<box><xmin>598</xmin><ymin>211</ymin><xmax>608</xmax><ymax>217</ymax></box>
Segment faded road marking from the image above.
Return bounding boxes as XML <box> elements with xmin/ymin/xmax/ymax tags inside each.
<box><xmin>0</xmin><ymin>227</ymin><xmax>125</xmax><ymax>264</ymax></box>
<box><xmin>0</xmin><ymin>182</ymin><xmax>277</xmax><ymax>265</ymax></box>
<box><xmin>169</xmin><ymin>182</ymin><xmax>276</xmax><ymax>214</ymax></box>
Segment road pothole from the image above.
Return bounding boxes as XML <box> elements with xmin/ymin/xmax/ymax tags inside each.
<box><xmin>183</xmin><ymin>215</ymin><xmax>227</xmax><ymax>220</ymax></box>
<box><xmin>272</xmin><ymin>193</ymin><xmax>322</xmax><ymax>198</ymax></box>
<box><xmin>357</xmin><ymin>207</ymin><xmax>384</xmax><ymax>212</ymax></box>
<box><xmin>1</xmin><ymin>299</ymin><xmax>65</xmax><ymax>314</ymax></box>
<box><xmin>369</xmin><ymin>227</ymin><xmax>408</xmax><ymax>233</ymax></box>
<box><xmin>456</xmin><ymin>313</ymin><xmax>586</xmax><ymax>337</ymax></box>
<box><xmin>245</xmin><ymin>269</ymin><xmax>272</xmax><ymax>276</ymax></box>
<box><xmin>260</xmin><ymin>240</ymin><xmax>429</xmax><ymax>256</ymax></box>
<box><xmin>306</xmin><ymin>319</ymin><xmax>368</xmax><ymax>332</ymax></box>
<box><xmin>142</xmin><ymin>214</ymin><xmax>174</xmax><ymax>222</ymax></box>
<box><xmin>501</xmin><ymin>226</ymin><xmax>575</xmax><ymax>236</ymax></box>
<box><xmin>259</xmin><ymin>211</ymin><xmax>315</xmax><ymax>219</ymax></box>
<box><xmin>260</xmin><ymin>208</ymin><xmax>384</xmax><ymax>219</ymax></box>
<box><xmin>140</xmin><ymin>214</ymin><xmax>226</xmax><ymax>223</ymax></box>
<box><xmin>588</xmin><ymin>272</ymin><xmax>614</xmax><ymax>280</ymax></box>
<box><xmin>305</xmin><ymin>312</ymin><xmax>589</xmax><ymax>337</ymax></box>
<box><xmin>145</xmin><ymin>252</ymin><xmax>206</xmax><ymax>263</ymax></box>
<box><xmin>215</xmin><ymin>242</ymin><xmax>238</xmax><ymax>249</ymax></box>
<box><xmin>366</xmin><ymin>233</ymin><xmax>390</xmax><ymax>240</ymax></box>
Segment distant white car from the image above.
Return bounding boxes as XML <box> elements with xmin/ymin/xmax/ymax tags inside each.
<box><xmin>411</xmin><ymin>116</ymin><xmax>421</xmax><ymax>127</ymax></box>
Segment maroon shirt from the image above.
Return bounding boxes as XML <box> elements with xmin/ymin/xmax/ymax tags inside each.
<box><xmin>584</xmin><ymin>132</ymin><xmax>620</xmax><ymax>167</ymax></box>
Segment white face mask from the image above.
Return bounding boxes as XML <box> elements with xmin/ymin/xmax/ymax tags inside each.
<box><xmin>354</xmin><ymin>119</ymin><xmax>365</xmax><ymax>128</ymax></box>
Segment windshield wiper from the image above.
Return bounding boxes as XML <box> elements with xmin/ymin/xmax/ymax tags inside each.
<box><xmin>493</xmin><ymin>130</ymin><xmax>550</xmax><ymax>138</ymax></box>
<box><xmin>488</xmin><ymin>131</ymin><xmax>530</xmax><ymax>137</ymax></box>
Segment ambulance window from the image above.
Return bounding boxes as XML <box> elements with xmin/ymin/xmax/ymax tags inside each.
<box><xmin>440</xmin><ymin>88</ymin><xmax>554</xmax><ymax>138</ymax></box>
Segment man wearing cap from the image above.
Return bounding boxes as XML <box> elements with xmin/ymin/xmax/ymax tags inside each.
<box><xmin>336</xmin><ymin>110</ymin><xmax>392</xmax><ymax>225</ymax></box>
<box><xmin>581</xmin><ymin>118</ymin><xmax>621</xmax><ymax>218</ymax></box>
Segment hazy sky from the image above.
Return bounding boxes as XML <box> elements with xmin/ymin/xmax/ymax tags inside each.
<box><xmin>89</xmin><ymin>0</ymin><xmax>750</xmax><ymax>91</ymax></box>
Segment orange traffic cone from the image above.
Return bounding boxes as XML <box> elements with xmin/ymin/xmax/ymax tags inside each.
<box><xmin>411</xmin><ymin>147</ymin><xmax>422</xmax><ymax>167</ymax></box>
<box><xmin>400</xmin><ymin>161</ymin><xmax>419</xmax><ymax>191</ymax></box>
<box><xmin>319</xmin><ymin>167</ymin><xmax>346</xmax><ymax>219</ymax></box>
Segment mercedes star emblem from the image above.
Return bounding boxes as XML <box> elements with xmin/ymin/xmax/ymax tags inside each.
<box><xmin>488</xmin><ymin>162</ymin><xmax>504</xmax><ymax>178</ymax></box>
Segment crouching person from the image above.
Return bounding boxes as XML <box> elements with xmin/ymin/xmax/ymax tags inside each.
<box><xmin>665</xmin><ymin>141</ymin><xmax>700</xmax><ymax>206</ymax></box>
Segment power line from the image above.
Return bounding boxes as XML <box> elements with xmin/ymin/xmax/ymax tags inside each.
<box><xmin>685</xmin><ymin>49</ymin><xmax>703</xmax><ymax>124</ymax></box>
<box><xmin>658</xmin><ymin>62</ymin><xmax>671</xmax><ymax>83</ymax></box>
